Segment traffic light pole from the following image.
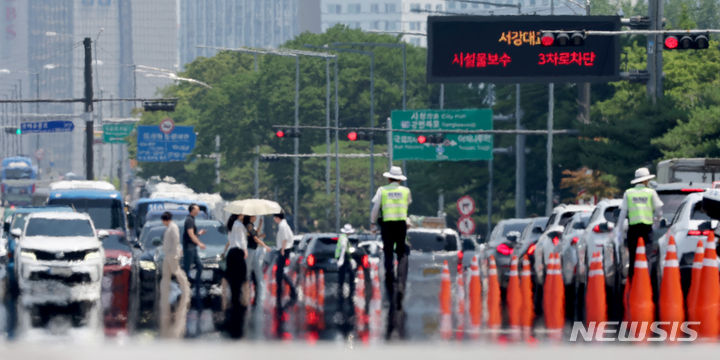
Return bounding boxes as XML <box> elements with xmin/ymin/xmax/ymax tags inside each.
<box><xmin>84</xmin><ymin>37</ymin><xmax>94</xmax><ymax>181</ymax></box>
<box><xmin>647</xmin><ymin>0</ymin><xmax>664</xmax><ymax>103</ymax></box>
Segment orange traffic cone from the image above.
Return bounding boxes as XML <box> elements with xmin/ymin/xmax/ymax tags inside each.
<box><xmin>317</xmin><ymin>270</ymin><xmax>326</xmax><ymax>331</ymax></box>
<box><xmin>659</xmin><ymin>236</ymin><xmax>684</xmax><ymax>334</ymax></box>
<box><xmin>487</xmin><ymin>256</ymin><xmax>502</xmax><ymax>333</ymax></box>
<box><xmin>455</xmin><ymin>265</ymin><xmax>467</xmax><ymax>340</ymax></box>
<box><xmin>628</xmin><ymin>237</ymin><xmax>654</xmax><ymax>340</ymax></box>
<box><xmin>687</xmin><ymin>239</ymin><xmax>705</xmax><ymax>324</ymax></box>
<box><xmin>468</xmin><ymin>256</ymin><xmax>482</xmax><ymax>340</ymax></box>
<box><xmin>355</xmin><ymin>267</ymin><xmax>369</xmax><ymax>343</ymax></box>
<box><xmin>507</xmin><ymin>256</ymin><xmax>522</xmax><ymax>332</ymax></box>
<box><xmin>439</xmin><ymin>261</ymin><xmax>452</xmax><ymax>340</ymax></box>
<box><xmin>369</xmin><ymin>262</ymin><xmax>383</xmax><ymax>342</ymax></box>
<box><xmin>697</xmin><ymin>231</ymin><xmax>719</xmax><ymax>339</ymax></box>
<box><xmin>520</xmin><ymin>256</ymin><xmax>535</xmax><ymax>339</ymax></box>
<box><xmin>543</xmin><ymin>253</ymin><xmax>564</xmax><ymax>333</ymax></box>
<box><xmin>585</xmin><ymin>251</ymin><xmax>607</xmax><ymax>325</ymax></box>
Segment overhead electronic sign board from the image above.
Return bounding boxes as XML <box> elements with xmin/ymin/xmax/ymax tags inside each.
<box><xmin>427</xmin><ymin>16</ymin><xmax>621</xmax><ymax>83</ymax></box>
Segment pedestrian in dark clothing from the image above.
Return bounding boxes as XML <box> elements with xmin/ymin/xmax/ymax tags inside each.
<box><xmin>183</xmin><ymin>204</ymin><xmax>207</xmax><ymax>309</ymax></box>
<box><xmin>223</xmin><ymin>213</ymin><xmax>247</xmax><ymax>339</ymax></box>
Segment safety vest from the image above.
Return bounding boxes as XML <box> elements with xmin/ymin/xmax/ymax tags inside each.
<box><xmin>380</xmin><ymin>183</ymin><xmax>410</xmax><ymax>221</ymax></box>
<box><xmin>626</xmin><ymin>186</ymin><xmax>655</xmax><ymax>225</ymax></box>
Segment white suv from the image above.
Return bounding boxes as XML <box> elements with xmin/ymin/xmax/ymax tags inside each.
<box><xmin>13</xmin><ymin>212</ymin><xmax>106</xmax><ymax>327</ymax></box>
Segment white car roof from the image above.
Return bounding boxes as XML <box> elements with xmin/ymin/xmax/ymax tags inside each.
<box><xmin>26</xmin><ymin>211</ymin><xmax>91</xmax><ymax>221</ymax></box>
<box><xmin>553</xmin><ymin>204</ymin><xmax>595</xmax><ymax>213</ymax></box>
<box><xmin>50</xmin><ymin>180</ymin><xmax>116</xmax><ymax>191</ymax></box>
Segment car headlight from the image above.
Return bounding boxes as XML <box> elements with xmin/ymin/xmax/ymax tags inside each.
<box><xmin>84</xmin><ymin>250</ymin><xmax>101</xmax><ymax>261</ymax></box>
<box><xmin>20</xmin><ymin>250</ymin><xmax>36</xmax><ymax>261</ymax></box>
<box><xmin>139</xmin><ymin>260</ymin><xmax>156</xmax><ymax>271</ymax></box>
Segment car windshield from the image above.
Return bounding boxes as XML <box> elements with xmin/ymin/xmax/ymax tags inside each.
<box><xmin>102</xmin><ymin>234</ymin><xmax>130</xmax><ymax>251</ymax></box>
<box><xmin>408</xmin><ymin>232</ymin><xmax>450</xmax><ymax>252</ymax></box>
<box><xmin>658</xmin><ymin>192</ymin><xmax>689</xmax><ymax>220</ymax></box>
<box><xmin>308</xmin><ymin>236</ymin><xmax>339</xmax><ymax>255</ymax></box>
<box><xmin>141</xmin><ymin>222</ymin><xmax>226</xmax><ymax>249</ymax></box>
<box><xmin>48</xmin><ymin>198</ymin><xmax>124</xmax><ymax>230</ymax></box>
<box><xmin>503</xmin><ymin>222</ymin><xmax>528</xmax><ymax>236</ymax></box>
<box><xmin>5</xmin><ymin>168</ymin><xmax>32</xmax><ymax>179</ymax></box>
<box><xmin>25</xmin><ymin>218</ymin><xmax>94</xmax><ymax>237</ymax></box>
<box><xmin>462</xmin><ymin>238</ymin><xmax>476</xmax><ymax>251</ymax></box>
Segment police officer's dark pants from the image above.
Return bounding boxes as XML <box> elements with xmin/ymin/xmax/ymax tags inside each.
<box><xmin>380</xmin><ymin>220</ymin><xmax>408</xmax><ymax>310</ymax></box>
<box><xmin>225</xmin><ymin>248</ymin><xmax>246</xmax><ymax>339</ymax></box>
<box><xmin>626</xmin><ymin>223</ymin><xmax>652</xmax><ymax>281</ymax></box>
<box><xmin>183</xmin><ymin>245</ymin><xmax>204</xmax><ymax>309</ymax></box>
<box><xmin>337</xmin><ymin>255</ymin><xmax>355</xmax><ymax>316</ymax></box>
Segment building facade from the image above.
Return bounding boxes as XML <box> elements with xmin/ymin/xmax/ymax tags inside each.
<box><xmin>321</xmin><ymin>0</ymin><xmax>580</xmax><ymax>47</ymax></box>
<box><xmin>178</xmin><ymin>0</ymin><xmax>301</xmax><ymax>69</ymax></box>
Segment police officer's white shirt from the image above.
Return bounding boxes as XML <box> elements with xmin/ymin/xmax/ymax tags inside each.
<box><xmin>371</xmin><ymin>182</ymin><xmax>412</xmax><ymax>223</ymax></box>
<box><xmin>276</xmin><ymin>219</ymin><xmax>294</xmax><ymax>250</ymax></box>
<box><xmin>229</xmin><ymin>220</ymin><xmax>248</xmax><ymax>251</ymax></box>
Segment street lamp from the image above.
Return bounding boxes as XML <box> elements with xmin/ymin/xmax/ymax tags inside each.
<box><xmin>306</xmin><ymin>44</ymin><xmax>376</xmax><ymax>229</ymax></box>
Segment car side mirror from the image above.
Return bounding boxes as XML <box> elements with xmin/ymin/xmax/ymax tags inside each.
<box><xmin>10</xmin><ymin>228</ymin><xmax>22</xmax><ymax>238</ymax></box>
<box><xmin>152</xmin><ymin>237</ymin><xmax>162</xmax><ymax>247</ymax></box>
<box><xmin>97</xmin><ymin>230</ymin><xmax>109</xmax><ymax>239</ymax></box>
<box><xmin>659</xmin><ymin>218</ymin><xmax>668</xmax><ymax>228</ymax></box>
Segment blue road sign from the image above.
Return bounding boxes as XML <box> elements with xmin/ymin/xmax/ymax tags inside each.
<box><xmin>137</xmin><ymin>125</ymin><xmax>196</xmax><ymax>162</ymax></box>
<box><xmin>21</xmin><ymin>120</ymin><xmax>75</xmax><ymax>133</ymax></box>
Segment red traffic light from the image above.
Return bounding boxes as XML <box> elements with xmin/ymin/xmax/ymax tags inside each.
<box><xmin>417</xmin><ymin>135</ymin><xmax>427</xmax><ymax>144</ymax></box>
<box><xmin>275</xmin><ymin>130</ymin><xmax>285</xmax><ymax>138</ymax></box>
<box><xmin>347</xmin><ymin>131</ymin><xmax>358</xmax><ymax>141</ymax></box>
<box><xmin>664</xmin><ymin>36</ymin><xmax>678</xmax><ymax>49</ymax></box>
<box><xmin>541</xmin><ymin>32</ymin><xmax>554</xmax><ymax>46</ymax></box>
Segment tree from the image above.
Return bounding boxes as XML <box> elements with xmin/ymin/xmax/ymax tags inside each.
<box><xmin>560</xmin><ymin>167</ymin><xmax>620</xmax><ymax>203</ymax></box>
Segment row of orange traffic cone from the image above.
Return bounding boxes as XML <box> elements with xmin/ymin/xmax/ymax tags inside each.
<box><xmin>438</xmin><ymin>254</ymin><xmax>537</xmax><ymax>340</ymax></box>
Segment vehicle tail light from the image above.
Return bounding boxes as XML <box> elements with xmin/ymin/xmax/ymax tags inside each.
<box><xmin>527</xmin><ymin>244</ymin><xmax>536</xmax><ymax>255</ymax></box>
<box><xmin>593</xmin><ymin>225</ymin><xmax>601</xmax><ymax>233</ymax></box>
<box><xmin>331</xmin><ymin>237</ymin><xmax>339</xmax><ymax>241</ymax></box>
<box><xmin>497</xmin><ymin>243</ymin><xmax>512</xmax><ymax>256</ymax></box>
<box><xmin>681</xmin><ymin>188</ymin><xmax>704</xmax><ymax>193</ymax></box>
<box><xmin>688</xmin><ymin>230</ymin><xmax>703</xmax><ymax>236</ymax></box>
<box><xmin>552</xmin><ymin>236</ymin><xmax>560</xmax><ymax>246</ymax></box>
<box><xmin>458</xmin><ymin>250</ymin><xmax>464</xmax><ymax>262</ymax></box>
<box><xmin>572</xmin><ymin>237</ymin><xmax>579</xmax><ymax>245</ymax></box>
<box><xmin>362</xmin><ymin>255</ymin><xmax>370</xmax><ymax>269</ymax></box>
<box><xmin>307</xmin><ymin>254</ymin><xmax>316</xmax><ymax>267</ymax></box>
<box><xmin>285</xmin><ymin>257</ymin><xmax>291</xmax><ymax>266</ymax></box>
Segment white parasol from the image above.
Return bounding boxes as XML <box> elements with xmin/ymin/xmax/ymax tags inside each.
<box><xmin>224</xmin><ymin>199</ymin><xmax>283</xmax><ymax>216</ymax></box>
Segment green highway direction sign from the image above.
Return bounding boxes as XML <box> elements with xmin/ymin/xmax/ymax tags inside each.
<box><xmin>391</xmin><ymin>109</ymin><xmax>493</xmax><ymax>161</ymax></box>
<box><xmin>103</xmin><ymin>123</ymin><xmax>135</xmax><ymax>143</ymax></box>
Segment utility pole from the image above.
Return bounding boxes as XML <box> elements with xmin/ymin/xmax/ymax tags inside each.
<box><xmin>83</xmin><ymin>37</ymin><xmax>94</xmax><ymax>180</ymax></box>
<box><xmin>293</xmin><ymin>56</ymin><xmax>300</xmax><ymax>231</ymax></box>
<box><xmin>515</xmin><ymin>85</ymin><xmax>526</xmax><ymax>218</ymax></box>
<box><xmin>545</xmin><ymin>83</ymin><xmax>555</xmax><ymax>215</ymax></box>
<box><xmin>647</xmin><ymin>0</ymin><xmax>664</xmax><ymax>103</ymax></box>
<box><xmin>215</xmin><ymin>135</ymin><xmax>221</xmax><ymax>186</ymax></box>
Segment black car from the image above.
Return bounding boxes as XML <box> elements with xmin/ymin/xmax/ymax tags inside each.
<box><xmin>135</xmin><ymin>219</ymin><xmax>228</xmax><ymax>329</ymax></box>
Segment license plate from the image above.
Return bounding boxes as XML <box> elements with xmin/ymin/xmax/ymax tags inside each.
<box><xmin>422</xmin><ymin>267</ymin><xmax>441</xmax><ymax>277</ymax></box>
<box><xmin>49</xmin><ymin>267</ymin><xmax>73</xmax><ymax>277</ymax></box>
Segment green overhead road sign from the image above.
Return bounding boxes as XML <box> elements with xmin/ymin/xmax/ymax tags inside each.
<box><xmin>103</xmin><ymin>123</ymin><xmax>135</xmax><ymax>143</ymax></box>
<box><xmin>391</xmin><ymin>109</ymin><xmax>493</xmax><ymax>161</ymax></box>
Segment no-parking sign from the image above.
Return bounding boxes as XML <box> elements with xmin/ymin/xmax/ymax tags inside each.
<box><xmin>457</xmin><ymin>195</ymin><xmax>475</xmax><ymax>216</ymax></box>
